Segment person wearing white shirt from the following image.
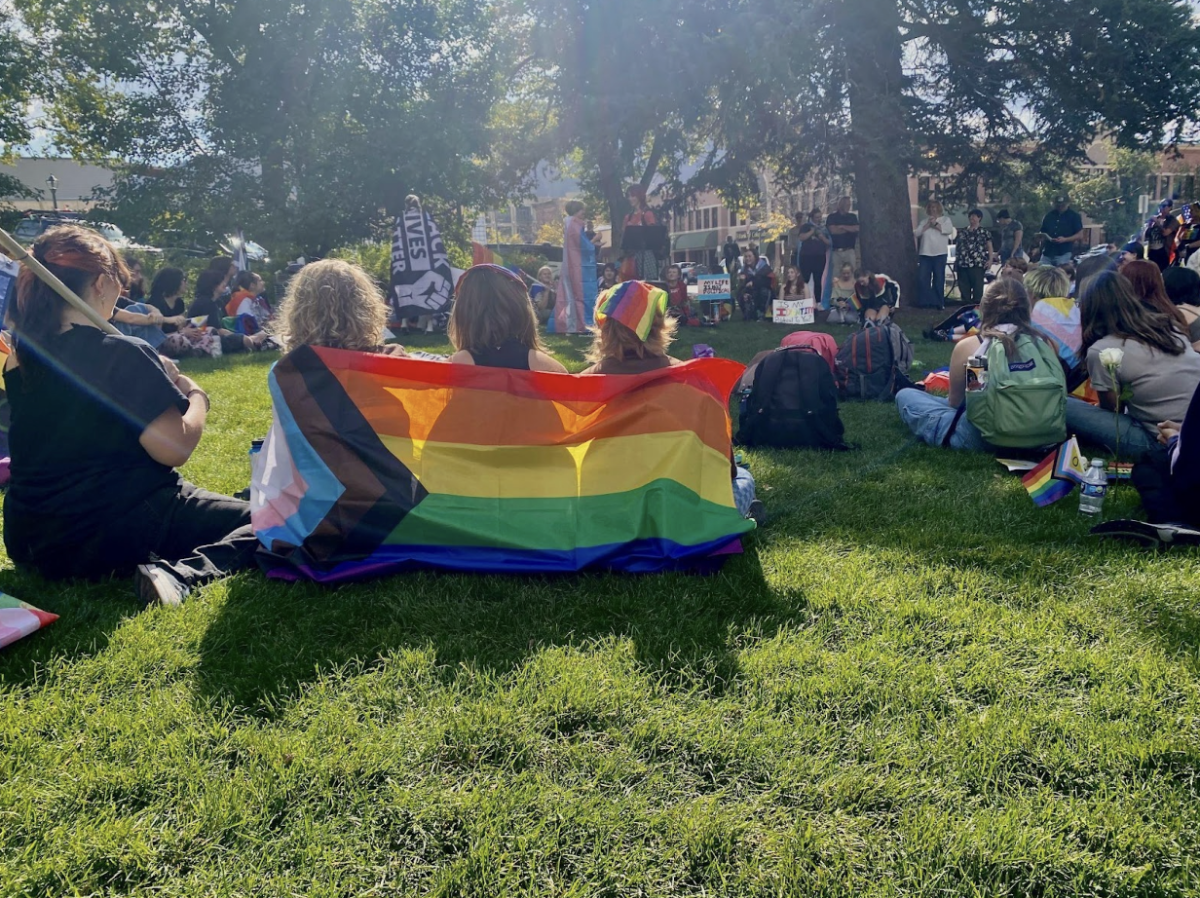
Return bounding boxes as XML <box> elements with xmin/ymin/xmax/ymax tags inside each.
<box><xmin>914</xmin><ymin>200</ymin><xmax>955</xmax><ymax>309</ymax></box>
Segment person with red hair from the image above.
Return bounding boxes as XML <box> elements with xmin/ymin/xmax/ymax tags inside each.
<box><xmin>621</xmin><ymin>184</ymin><xmax>663</xmax><ymax>281</ymax></box>
<box><xmin>4</xmin><ymin>226</ymin><xmax>257</xmax><ymax>604</ymax></box>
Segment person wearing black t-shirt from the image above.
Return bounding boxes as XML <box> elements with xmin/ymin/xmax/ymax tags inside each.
<box><xmin>4</xmin><ymin>226</ymin><xmax>259</xmax><ymax>605</ymax></box>
<box><xmin>826</xmin><ymin>196</ymin><xmax>860</xmax><ymax>275</ymax></box>
<box><xmin>188</xmin><ymin>269</ymin><xmax>270</xmax><ymax>355</ymax></box>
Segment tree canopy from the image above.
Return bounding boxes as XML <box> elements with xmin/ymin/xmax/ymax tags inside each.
<box><xmin>5</xmin><ymin>0</ymin><xmax>1200</xmax><ymax>267</ymax></box>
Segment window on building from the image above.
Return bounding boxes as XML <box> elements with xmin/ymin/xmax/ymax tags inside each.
<box><xmin>1161</xmin><ymin>176</ymin><xmax>1172</xmax><ymax>200</ymax></box>
<box><xmin>687</xmin><ymin>210</ymin><xmax>695</xmax><ymax>231</ymax></box>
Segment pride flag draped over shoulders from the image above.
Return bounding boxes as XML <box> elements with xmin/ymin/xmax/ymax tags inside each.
<box><xmin>251</xmin><ymin>347</ymin><xmax>754</xmax><ymax>582</ymax></box>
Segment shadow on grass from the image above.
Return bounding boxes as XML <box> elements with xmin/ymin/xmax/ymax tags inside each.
<box><xmin>192</xmin><ymin>542</ymin><xmax>803</xmax><ymax>716</ymax></box>
<box><xmin>0</xmin><ymin>569</ymin><xmax>140</xmax><ymax>688</ymax></box>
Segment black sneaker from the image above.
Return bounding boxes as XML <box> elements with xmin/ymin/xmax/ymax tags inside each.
<box><xmin>746</xmin><ymin>499</ymin><xmax>767</xmax><ymax>526</ymax></box>
<box><xmin>135</xmin><ymin>564</ymin><xmax>189</xmax><ymax>607</ymax></box>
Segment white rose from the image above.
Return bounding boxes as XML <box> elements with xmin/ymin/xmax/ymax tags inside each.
<box><xmin>1098</xmin><ymin>347</ymin><xmax>1124</xmax><ymax>370</ymax></box>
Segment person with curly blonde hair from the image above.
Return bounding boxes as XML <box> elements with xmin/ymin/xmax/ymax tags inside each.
<box><xmin>274</xmin><ymin>259</ymin><xmax>405</xmax><ymax>355</ymax></box>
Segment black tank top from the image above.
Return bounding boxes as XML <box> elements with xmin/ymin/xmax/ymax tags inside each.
<box><xmin>467</xmin><ymin>339</ymin><xmax>531</xmax><ymax>370</ymax></box>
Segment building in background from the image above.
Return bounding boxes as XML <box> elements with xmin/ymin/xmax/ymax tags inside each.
<box><xmin>0</xmin><ymin>158</ymin><xmax>114</xmax><ymax>212</ymax></box>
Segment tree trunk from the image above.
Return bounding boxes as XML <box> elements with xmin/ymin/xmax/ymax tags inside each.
<box><xmin>845</xmin><ymin>0</ymin><xmax>918</xmax><ymax>306</ymax></box>
<box><xmin>595</xmin><ymin>129</ymin><xmax>628</xmax><ymax>260</ymax></box>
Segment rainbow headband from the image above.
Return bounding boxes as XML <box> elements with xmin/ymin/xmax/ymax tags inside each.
<box><xmin>595</xmin><ymin>280</ymin><xmax>668</xmax><ymax>341</ymax></box>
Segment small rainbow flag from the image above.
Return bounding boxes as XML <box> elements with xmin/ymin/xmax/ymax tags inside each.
<box><xmin>1022</xmin><ymin>437</ymin><xmax>1088</xmax><ymax>506</ymax></box>
<box><xmin>252</xmin><ymin>347</ymin><xmax>754</xmax><ymax>581</ymax></box>
<box><xmin>471</xmin><ymin>241</ymin><xmax>504</xmax><ymax>267</ymax></box>
<box><xmin>1023</xmin><ymin>451</ymin><xmax>1074</xmax><ymax>506</ymax></box>
<box><xmin>0</xmin><ymin>593</ymin><xmax>57</xmax><ymax>650</ymax></box>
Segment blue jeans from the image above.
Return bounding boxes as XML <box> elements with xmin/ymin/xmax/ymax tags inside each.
<box><xmin>896</xmin><ymin>388</ymin><xmax>995</xmax><ymax>451</ymax></box>
<box><xmin>1042</xmin><ymin>247</ymin><xmax>1073</xmax><ymax>266</ymax></box>
<box><xmin>1064</xmin><ymin>398</ymin><xmax>1161</xmax><ymax>461</ymax></box>
<box><xmin>917</xmin><ymin>255</ymin><xmax>946</xmax><ymax>308</ymax></box>
<box><xmin>113</xmin><ymin>302</ymin><xmax>167</xmax><ymax>350</ymax></box>
<box><xmin>733</xmin><ymin>466</ymin><xmax>757</xmax><ymax>517</ymax></box>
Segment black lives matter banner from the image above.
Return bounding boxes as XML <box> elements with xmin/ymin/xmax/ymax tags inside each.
<box><xmin>390</xmin><ymin>206</ymin><xmax>453</xmax><ymax>322</ymax></box>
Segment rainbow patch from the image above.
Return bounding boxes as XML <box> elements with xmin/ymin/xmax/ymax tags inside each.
<box><xmin>595</xmin><ymin>281</ymin><xmax>668</xmax><ymax>341</ymax></box>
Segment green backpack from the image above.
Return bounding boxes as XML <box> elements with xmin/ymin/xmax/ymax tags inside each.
<box><xmin>966</xmin><ymin>332</ymin><xmax>1067</xmax><ymax>448</ymax></box>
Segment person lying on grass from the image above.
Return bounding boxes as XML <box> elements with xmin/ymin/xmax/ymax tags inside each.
<box><xmin>580</xmin><ymin>280</ymin><xmax>764</xmax><ymax>524</ymax></box>
<box><xmin>447</xmin><ymin>264</ymin><xmax>567</xmax><ymax>372</ymax></box>
<box><xmin>4</xmin><ymin>225</ymin><xmax>258</xmax><ymax>606</ymax></box>
<box><xmin>896</xmin><ymin>277</ymin><xmax>1060</xmax><ymax>452</ymax></box>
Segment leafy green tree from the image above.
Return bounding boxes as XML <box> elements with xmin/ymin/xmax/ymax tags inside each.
<box><xmin>18</xmin><ymin>0</ymin><xmax>524</xmax><ymax>256</ymax></box>
<box><xmin>1071</xmin><ymin>148</ymin><xmax>1159</xmax><ymax>245</ymax></box>
<box><xmin>700</xmin><ymin>0</ymin><xmax>1200</xmax><ymax>300</ymax></box>
<box><xmin>511</xmin><ymin>0</ymin><xmax>726</xmax><ymax>252</ymax></box>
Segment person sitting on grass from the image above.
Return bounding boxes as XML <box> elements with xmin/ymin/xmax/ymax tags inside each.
<box><xmin>3</xmin><ymin>225</ymin><xmax>257</xmax><ymax>605</ymax></box>
<box><xmin>828</xmin><ymin>262</ymin><xmax>856</xmax><ymax>324</ymax></box>
<box><xmin>1065</xmin><ymin>270</ymin><xmax>1200</xmax><ymax>462</ymax></box>
<box><xmin>273</xmin><ymin>259</ymin><xmax>408</xmax><ymax>357</ymax></box>
<box><xmin>225</xmin><ymin>270</ymin><xmax>273</xmax><ymax>328</ymax></box>
<box><xmin>448</xmin><ymin>264</ymin><xmax>567</xmax><ymax>372</ymax></box>
<box><xmin>188</xmin><ymin>269</ymin><xmax>272</xmax><ymax>355</ymax></box>
<box><xmin>1001</xmin><ymin>256</ymin><xmax>1029</xmax><ymax>282</ymax></box>
<box><xmin>1026</xmin><ymin>264</ymin><xmax>1084</xmax><ymax>380</ymax></box>
<box><xmin>146</xmin><ymin>267</ymin><xmax>222</xmax><ymax>358</ymax></box>
<box><xmin>580</xmin><ymin>280</ymin><xmax>682</xmax><ymax>376</ymax></box>
<box><xmin>580</xmin><ymin>279</ymin><xmax>764</xmax><ymax>524</ymax></box>
<box><xmin>896</xmin><ymin>278</ymin><xmax>1057</xmax><ymax>451</ymax></box>
<box><xmin>664</xmin><ymin>264</ymin><xmax>693</xmax><ymax>324</ymax></box>
<box><xmin>529</xmin><ymin>265</ymin><xmax>556</xmax><ymax>326</ymax></box>
<box><xmin>1120</xmin><ymin>259</ymin><xmax>1191</xmax><ymax>335</ymax></box>
<box><xmin>1162</xmin><ymin>266</ymin><xmax>1200</xmax><ymax>350</ymax></box>
<box><xmin>1131</xmin><ymin>383</ymin><xmax>1200</xmax><ymax>530</ymax></box>
<box><xmin>853</xmin><ymin>270</ymin><xmax>898</xmax><ymax>326</ymax></box>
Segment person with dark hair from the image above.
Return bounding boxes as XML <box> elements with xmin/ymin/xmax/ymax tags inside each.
<box><xmin>1162</xmin><ymin>266</ymin><xmax>1200</xmax><ymax>349</ymax></box>
<box><xmin>3</xmin><ymin>226</ymin><xmax>257</xmax><ymax>603</ymax></box>
<box><xmin>1039</xmin><ymin>194</ymin><xmax>1084</xmax><ymax>267</ymax></box>
<box><xmin>955</xmin><ymin>209</ymin><xmax>993</xmax><ymax>307</ymax></box>
<box><xmin>736</xmin><ymin>247</ymin><xmax>771</xmax><ymax>321</ymax></box>
<box><xmin>187</xmin><ymin>269</ymin><xmax>270</xmax><ymax>355</ymax></box>
<box><xmin>599</xmin><ymin>261</ymin><xmax>619</xmax><ymax>292</ymax></box>
<box><xmin>995</xmin><ymin>210</ymin><xmax>1024</xmax><ymax>263</ymax></box>
<box><xmin>123</xmin><ymin>255</ymin><xmax>146</xmax><ymax>302</ymax></box>
<box><xmin>896</xmin><ymin>278</ymin><xmax>1060</xmax><ymax>450</ymax></box>
<box><xmin>827</xmin><ymin>196</ymin><xmax>860</xmax><ymax>274</ymax></box>
<box><xmin>146</xmin><ymin>268</ymin><xmax>221</xmax><ymax>358</ymax></box>
<box><xmin>1065</xmin><ymin>270</ymin><xmax>1200</xmax><ymax>460</ymax></box>
<box><xmin>794</xmin><ymin>210</ymin><xmax>830</xmax><ymax>305</ymax></box>
<box><xmin>1119</xmin><ymin>241</ymin><xmax>1144</xmax><ymax>264</ymax></box>
<box><xmin>1071</xmin><ymin>250</ymin><xmax>1118</xmax><ymax>296</ymax></box>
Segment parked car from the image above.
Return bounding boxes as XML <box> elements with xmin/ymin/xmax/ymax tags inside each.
<box><xmin>12</xmin><ymin>213</ymin><xmax>160</xmax><ymax>255</ymax></box>
<box><xmin>678</xmin><ymin>262</ymin><xmax>707</xmax><ymax>284</ymax></box>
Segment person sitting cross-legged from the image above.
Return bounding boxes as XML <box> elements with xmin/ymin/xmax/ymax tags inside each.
<box><xmin>580</xmin><ymin>280</ymin><xmax>764</xmax><ymax>523</ymax></box>
<box><xmin>3</xmin><ymin>225</ymin><xmax>258</xmax><ymax>605</ymax></box>
<box><xmin>1065</xmin><ymin>270</ymin><xmax>1200</xmax><ymax>462</ymax></box>
<box><xmin>896</xmin><ymin>277</ymin><xmax>1062</xmax><ymax>451</ymax></box>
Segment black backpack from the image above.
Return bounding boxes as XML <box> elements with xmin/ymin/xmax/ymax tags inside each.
<box><xmin>736</xmin><ymin>346</ymin><xmax>849</xmax><ymax>450</ymax></box>
<box><xmin>835</xmin><ymin>323</ymin><xmax>914</xmax><ymax>401</ymax></box>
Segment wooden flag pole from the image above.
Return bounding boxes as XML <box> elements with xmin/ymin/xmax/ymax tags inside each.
<box><xmin>0</xmin><ymin>227</ymin><xmax>121</xmax><ymax>335</ymax></box>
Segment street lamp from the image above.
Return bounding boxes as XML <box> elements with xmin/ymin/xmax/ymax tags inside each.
<box><xmin>46</xmin><ymin>174</ymin><xmax>58</xmax><ymax>211</ymax></box>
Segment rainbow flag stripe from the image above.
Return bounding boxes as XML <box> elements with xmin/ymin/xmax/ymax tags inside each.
<box><xmin>252</xmin><ymin>347</ymin><xmax>753</xmax><ymax>581</ymax></box>
<box><xmin>1022</xmin><ymin>448</ymin><xmax>1074</xmax><ymax>506</ymax></box>
<box><xmin>0</xmin><ymin>593</ymin><xmax>58</xmax><ymax>650</ymax></box>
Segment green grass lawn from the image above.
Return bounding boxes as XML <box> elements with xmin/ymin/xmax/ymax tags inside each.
<box><xmin>3</xmin><ymin>309</ymin><xmax>1200</xmax><ymax>897</ymax></box>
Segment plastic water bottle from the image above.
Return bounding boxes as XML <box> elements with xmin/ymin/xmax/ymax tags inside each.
<box><xmin>1078</xmin><ymin>458</ymin><xmax>1108</xmax><ymax>516</ymax></box>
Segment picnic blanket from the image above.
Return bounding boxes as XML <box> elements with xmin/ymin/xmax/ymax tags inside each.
<box><xmin>251</xmin><ymin>348</ymin><xmax>753</xmax><ymax>582</ymax></box>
